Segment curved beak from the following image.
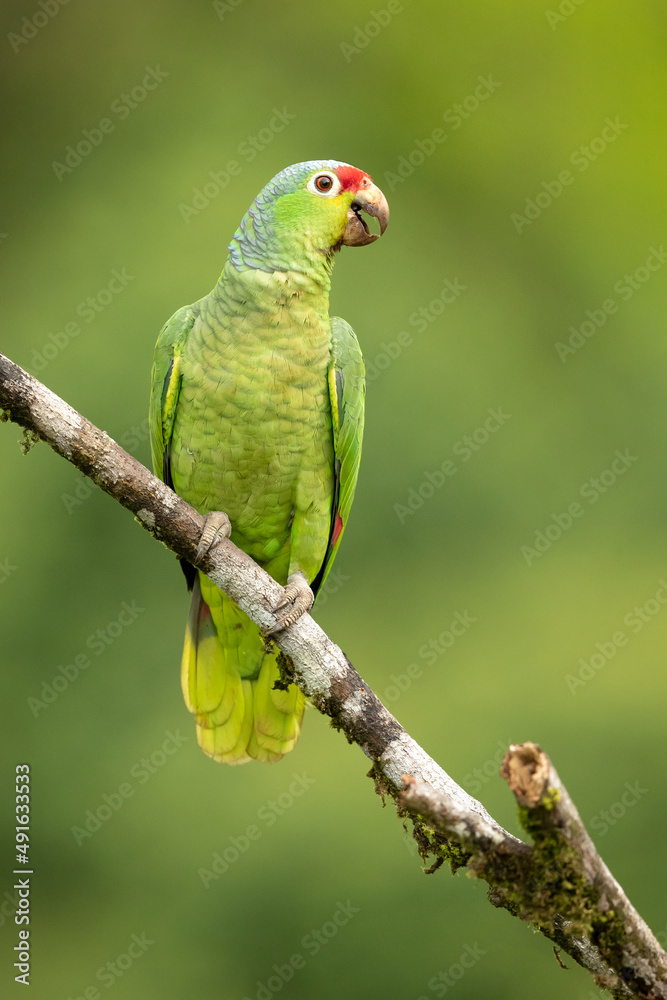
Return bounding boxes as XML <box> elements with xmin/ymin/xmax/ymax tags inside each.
<box><xmin>342</xmin><ymin>181</ymin><xmax>390</xmax><ymax>247</ymax></box>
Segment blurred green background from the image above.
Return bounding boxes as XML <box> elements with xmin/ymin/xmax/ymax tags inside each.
<box><xmin>2</xmin><ymin>1</ymin><xmax>666</xmax><ymax>998</ymax></box>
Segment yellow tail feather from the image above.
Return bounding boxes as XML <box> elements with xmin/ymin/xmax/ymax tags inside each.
<box><xmin>180</xmin><ymin>574</ymin><xmax>306</xmax><ymax>764</ymax></box>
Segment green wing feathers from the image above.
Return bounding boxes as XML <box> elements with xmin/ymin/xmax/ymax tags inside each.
<box><xmin>148</xmin><ymin>303</ymin><xmax>198</xmax><ymax>485</ymax></box>
<box><xmin>312</xmin><ymin>316</ymin><xmax>365</xmax><ymax>596</ymax></box>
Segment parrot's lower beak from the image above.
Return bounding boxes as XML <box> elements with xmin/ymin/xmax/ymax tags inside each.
<box><xmin>342</xmin><ymin>182</ymin><xmax>390</xmax><ymax>246</ymax></box>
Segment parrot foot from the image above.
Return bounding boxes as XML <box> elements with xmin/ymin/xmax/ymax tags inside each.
<box><xmin>265</xmin><ymin>572</ymin><xmax>314</xmax><ymax>635</ymax></box>
<box><xmin>195</xmin><ymin>511</ymin><xmax>232</xmax><ymax>563</ymax></box>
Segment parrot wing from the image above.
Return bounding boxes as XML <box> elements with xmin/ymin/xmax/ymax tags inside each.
<box><xmin>311</xmin><ymin>315</ymin><xmax>365</xmax><ymax>597</ymax></box>
<box><xmin>149</xmin><ymin>302</ymin><xmax>198</xmax><ymax>488</ymax></box>
<box><xmin>149</xmin><ymin>302</ymin><xmax>199</xmax><ymax>589</ymax></box>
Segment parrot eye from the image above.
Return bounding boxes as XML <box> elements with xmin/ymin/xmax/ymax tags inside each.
<box><xmin>307</xmin><ymin>172</ymin><xmax>341</xmax><ymax>198</ymax></box>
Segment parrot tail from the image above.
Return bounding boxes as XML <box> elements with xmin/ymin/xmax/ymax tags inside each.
<box><xmin>180</xmin><ymin>573</ymin><xmax>306</xmax><ymax>764</ymax></box>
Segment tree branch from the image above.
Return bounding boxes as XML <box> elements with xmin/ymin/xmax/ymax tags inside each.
<box><xmin>1</xmin><ymin>351</ymin><xmax>665</xmax><ymax>999</ymax></box>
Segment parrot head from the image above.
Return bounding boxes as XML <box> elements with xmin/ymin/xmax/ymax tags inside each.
<box><xmin>228</xmin><ymin>160</ymin><xmax>389</xmax><ymax>271</ymax></box>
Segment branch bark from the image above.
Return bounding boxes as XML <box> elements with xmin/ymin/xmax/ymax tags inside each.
<box><xmin>1</xmin><ymin>351</ymin><xmax>665</xmax><ymax>999</ymax></box>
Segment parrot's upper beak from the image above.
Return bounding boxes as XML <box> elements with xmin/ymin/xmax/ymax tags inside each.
<box><xmin>342</xmin><ymin>180</ymin><xmax>390</xmax><ymax>247</ymax></box>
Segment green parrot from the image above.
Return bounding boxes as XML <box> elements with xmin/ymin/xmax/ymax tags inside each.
<box><xmin>149</xmin><ymin>160</ymin><xmax>389</xmax><ymax>764</ymax></box>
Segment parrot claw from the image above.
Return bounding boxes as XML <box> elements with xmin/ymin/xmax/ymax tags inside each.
<box><xmin>264</xmin><ymin>573</ymin><xmax>314</xmax><ymax>635</ymax></box>
<box><xmin>195</xmin><ymin>511</ymin><xmax>232</xmax><ymax>563</ymax></box>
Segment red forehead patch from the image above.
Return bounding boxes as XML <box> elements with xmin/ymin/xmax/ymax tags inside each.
<box><xmin>335</xmin><ymin>165</ymin><xmax>369</xmax><ymax>192</ymax></box>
